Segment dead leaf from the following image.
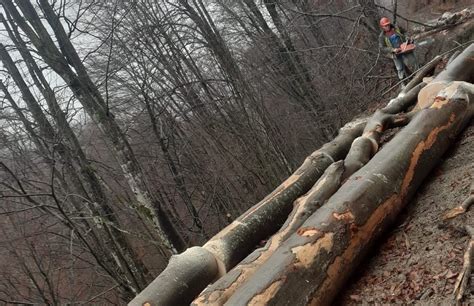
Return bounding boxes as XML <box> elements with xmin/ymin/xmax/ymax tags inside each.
<box><xmin>446</xmin><ymin>270</ymin><xmax>458</xmax><ymax>279</ymax></box>
<box><xmin>433</xmin><ymin>269</ymin><xmax>448</xmax><ymax>280</ymax></box>
<box><xmin>349</xmin><ymin>294</ymin><xmax>361</xmax><ymax>301</ymax></box>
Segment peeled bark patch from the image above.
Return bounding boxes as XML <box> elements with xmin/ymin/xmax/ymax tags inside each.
<box><xmin>248</xmin><ymin>280</ymin><xmax>284</xmax><ymax>306</ymax></box>
<box><xmin>291</xmin><ymin>232</ymin><xmax>334</xmax><ymax>269</ymax></box>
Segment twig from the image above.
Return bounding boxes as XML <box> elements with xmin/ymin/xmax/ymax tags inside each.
<box><xmin>444</xmin><ymin>181</ymin><xmax>474</xmax><ymax>219</ymax></box>
<box><xmin>375</xmin><ymin>4</ymin><xmax>435</xmax><ymax>28</ymax></box>
<box><xmin>400</xmin><ymin>55</ymin><xmax>442</xmax><ymax>94</ymax></box>
<box><xmin>452</xmin><ymin>225</ymin><xmax>474</xmax><ymax>304</ymax></box>
<box><xmin>82</xmin><ymin>284</ymin><xmax>120</xmax><ymax>304</ymax></box>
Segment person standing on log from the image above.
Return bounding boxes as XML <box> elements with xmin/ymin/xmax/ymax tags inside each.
<box><xmin>378</xmin><ymin>17</ymin><xmax>418</xmax><ymax>88</ymax></box>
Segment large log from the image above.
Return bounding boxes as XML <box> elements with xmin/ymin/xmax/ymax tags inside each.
<box><xmin>193</xmin><ymin>78</ymin><xmax>426</xmax><ymax>306</ymax></box>
<box><xmin>221</xmin><ymin>44</ymin><xmax>474</xmax><ymax>306</ymax></box>
<box><xmin>201</xmin><ymin>120</ymin><xmax>365</xmax><ymax>270</ymax></box>
<box><xmin>128</xmin><ymin>247</ymin><xmax>220</xmax><ymax>306</ymax></box>
<box><xmin>129</xmin><ymin>120</ymin><xmax>365</xmax><ymax>305</ymax></box>
<box><xmin>131</xmin><ymin>44</ymin><xmax>448</xmax><ymax>306</ymax></box>
<box><xmin>192</xmin><ymin>161</ymin><xmax>346</xmax><ymax>306</ymax></box>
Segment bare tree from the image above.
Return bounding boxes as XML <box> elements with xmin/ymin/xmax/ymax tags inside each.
<box><xmin>0</xmin><ymin>0</ymin><xmax>186</xmax><ymax>253</ymax></box>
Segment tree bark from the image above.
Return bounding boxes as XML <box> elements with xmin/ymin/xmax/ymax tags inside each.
<box><xmin>129</xmin><ymin>247</ymin><xmax>220</xmax><ymax>306</ymax></box>
<box><xmin>221</xmin><ymin>44</ymin><xmax>474</xmax><ymax>306</ymax></box>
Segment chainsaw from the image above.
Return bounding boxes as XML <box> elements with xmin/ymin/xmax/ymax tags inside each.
<box><xmin>398</xmin><ymin>38</ymin><xmax>416</xmax><ymax>54</ymax></box>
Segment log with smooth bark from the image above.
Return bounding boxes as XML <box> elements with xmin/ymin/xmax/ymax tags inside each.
<box><xmin>192</xmin><ymin>161</ymin><xmax>346</xmax><ymax>306</ymax></box>
<box><xmin>225</xmin><ymin>79</ymin><xmax>474</xmax><ymax>306</ymax></box>
<box><xmin>202</xmin><ymin>120</ymin><xmax>365</xmax><ymax>270</ymax></box>
<box><xmin>193</xmin><ymin>74</ymin><xmax>426</xmax><ymax>306</ymax></box>
<box><xmin>341</xmin><ymin>110</ymin><xmax>411</xmax><ymax>181</ymax></box>
<box><xmin>132</xmin><ymin>43</ymin><xmax>448</xmax><ymax>306</ymax></box>
<box><xmin>342</xmin><ymin>54</ymin><xmax>445</xmax><ymax>181</ymax></box>
<box><xmin>221</xmin><ymin>44</ymin><xmax>474</xmax><ymax>305</ymax></box>
<box><xmin>129</xmin><ymin>247</ymin><xmax>220</xmax><ymax>306</ymax></box>
<box><xmin>129</xmin><ymin>120</ymin><xmax>365</xmax><ymax>305</ymax></box>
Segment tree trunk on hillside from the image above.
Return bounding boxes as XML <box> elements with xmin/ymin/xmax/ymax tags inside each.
<box><xmin>0</xmin><ymin>38</ymin><xmax>152</xmax><ymax>295</ymax></box>
<box><xmin>178</xmin><ymin>0</ymin><xmax>294</xmax><ymax>178</ymax></box>
<box><xmin>1</xmin><ymin>0</ymin><xmax>186</xmax><ymax>253</ymax></box>
<box><xmin>241</xmin><ymin>0</ymin><xmax>327</xmax><ymax>125</ymax></box>
<box><xmin>219</xmin><ymin>44</ymin><xmax>474</xmax><ymax>306</ymax></box>
<box><xmin>0</xmin><ymin>45</ymin><xmax>139</xmax><ymax>297</ymax></box>
<box><xmin>1</xmin><ymin>12</ymin><xmax>151</xmax><ymax>292</ymax></box>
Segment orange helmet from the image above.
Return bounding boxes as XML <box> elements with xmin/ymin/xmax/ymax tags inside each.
<box><xmin>379</xmin><ymin>17</ymin><xmax>391</xmax><ymax>27</ymax></box>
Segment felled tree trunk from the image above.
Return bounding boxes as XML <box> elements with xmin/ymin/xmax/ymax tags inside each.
<box><xmin>193</xmin><ymin>75</ymin><xmax>426</xmax><ymax>306</ymax></box>
<box><xmin>202</xmin><ymin>121</ymin><xmax>365</xmax><ymax>270</ymax></box>
<box><xmin>129</xmin><ymin>247</ymin><xmax>221</xmax><ymax>306</ymax></box>
<box><xmin>130</xmin><ymin>43</ymin><xmax>452</xmax><ymax>306</ymax></box>
<box><xmin>129</xmin><ymin>120</ymin><xmax>365</xmax><ymax>305</ymax></box>
<box><xmin>192</xmin><ymin>161</ymin><xmax>346</xmax><ymax>306</ymax></box>
<box><xmin>221</xmin><ymin>45</ymin><xmax>474</xmax><ymax>306</ymax></box>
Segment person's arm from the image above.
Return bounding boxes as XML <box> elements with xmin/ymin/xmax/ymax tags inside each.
<box><xmin>379</xmin><ymin>32</ymin><xmax>397</xmax><ymax>55</ymax></box>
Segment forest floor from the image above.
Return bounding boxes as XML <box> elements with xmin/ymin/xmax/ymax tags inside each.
<box><xmin>337</xmin><ymin>9</ymin><xmax>474</xmax><ymax>304</ymax></box>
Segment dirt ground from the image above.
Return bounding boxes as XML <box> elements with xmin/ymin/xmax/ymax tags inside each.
<box><xmin>337</xmin><ymin>120</ymin><xmax>474</xmax><ymax>304</ymax></box>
